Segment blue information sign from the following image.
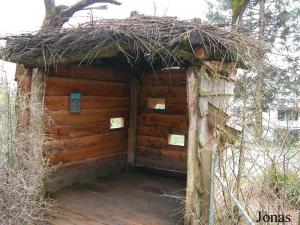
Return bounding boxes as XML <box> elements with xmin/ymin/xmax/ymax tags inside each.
<box><xmin>70</xmin><ymin>92</ymin><xmax>81</xmax><ymax>113</ymax></box>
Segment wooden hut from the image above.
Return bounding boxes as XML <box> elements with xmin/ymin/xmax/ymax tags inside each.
<box><xmin>1</xmin><ymin>16</ymin><xmax>261</xmax><ymax>225</ymax></box>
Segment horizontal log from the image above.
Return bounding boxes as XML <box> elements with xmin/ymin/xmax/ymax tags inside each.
<box><xmin>51</xmin><ymin>152</ymin><xmax>126</xmax><ymax>170</ymax></box>
<box><xmin>49</xmin><ymin>65</ymin><xmax>131</xmax><ymax>82</ymax></box>
<box><xmin>139</xmin><ymin>96</ymin><xmax>186</xmax><ymax>105</ymax></box>
<box><xmin>136</xmin><ymin>156</ymin><xmax>186</xmax><ymax>172</ymax></box>
<box><xmin>137</xmin><ymin>135</ymin><xmax>167</xmax><ymax>149</ymax></box>
<box><xmin>50</xmin><ymin>142</ymin><xmax>127</xmax><ymax>165</ymax></box>
<box><xmin>45</xmin><ymin>108</ymin><xmax>128</xmax><ymax>125</ymax></box>
<box><xmin>142</xmin><ymin>70</ymin><xmax>186</xmax><ymax>86</ymax></box>
<box><xmin>47</xmin><ymin>154</ymin><xmax>126</xmax><ymax>191</ymax></box>
<box><xmin>137</xmin><ymin>125</ymin><xmax>187</xmax><ymax>137</ymax></box>
<box><xmin>46</xmin><ymin>121</ymin><xmax>111</xmax><ymax>139</ymax></box>
<box><xmin>45</xmin><ymin>77</ymin><xmax>129</xmax><ymax>97</ymax></box>
<box><xmin>140</xmin><ymin>85</ymin><xmax>187</xmax><ymax>104</ymax></box>
<box><xmin>137</xmin><ymin>143</ymin><xmax>186</xmax><ymax>153</ymax></box>
<box><xmin>138</xmin><ymin>102</ymin><xmax>187</xmax><ymax>115</ymax></box>
<box><xmin>138</xmin><ymin>113</ymin><xmax>188</xmax><ymax>130</ymax></box>
<box><xmin>137</xmin><ymin>146</ymin><xmax>187</xmax><ymax>162</ymax></box>
<box><xmin>44</xmin><ymin>130</ymin><xmax>127</xmax><ymax>154</ymax></box>
<box><xmin>45</xmin><ymin>96</ymin><xmax>130</xmax><ymax>111</ymax></box>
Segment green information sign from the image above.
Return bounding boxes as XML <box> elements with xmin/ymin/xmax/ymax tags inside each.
<box><xmin>70</xmin><ymin>92</ymin><xmax>81</xmax><ymax>113</ymax></box>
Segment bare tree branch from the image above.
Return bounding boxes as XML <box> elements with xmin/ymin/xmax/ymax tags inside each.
<box><xmin>62</xmin><ymin>0</ymin><xmax>121</xmax><ymax>17</ymax></box>
<box><xmin>42</xmin><ymin>0</ymin><xmax>121</xmax><ymax>28</ymax></box>
<box><xmin>83</xmin><ymin>5</ymin><xmax>108</xmax><ymax>10</ymax></box>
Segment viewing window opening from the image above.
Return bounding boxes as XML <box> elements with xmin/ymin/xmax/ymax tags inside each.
<box><xmin>110</xmin><ymin>117</ymin><xmax>124</xmax><ymax>129</ymax></box>
<box><xmin>168</xmin><ymin>134</ymin><xmax>185</xmax><ymax>146</ymax></box>
<box><xmin>147</xmin><ymin>98</ymin><xmax>166</xmax><ymax>110</ymax></box>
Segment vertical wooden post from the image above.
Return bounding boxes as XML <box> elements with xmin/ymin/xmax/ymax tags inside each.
<box><xmin>198</xmin><ymin>116</ymin><xmax>214</xmax><ymax>224</ymax></box>
<box><xmin>29</xmin><ymin>68</ymin><xmax>46</xmax><ymax>161</ymax></box>
<box><xmin>127</xmin><ymin>77</ymin><xmax>140</xmax><ymax>170</ymax></box>
<box><xmin>185</xmin><ymin>66</ymin><xmax>214</xmax><ymax>225</ymax></box>
<box><xmin>15</xmin><ymin>64</ymin><xmax>32</xmax><ymax>93</ymax></box>
<box><xmin>15</xmin><ymin>65</ymin><xmax>32</xmax><ymax>166</ymax></box>
<box><xmin>15</xmin><ymin>64</ymin><xmax>32</xmax><ymax>131</ymax></box>
<box><xmin>185</xmin><ymin>67</ymin><xmax>202</xmax><ymax>225</ymax></box>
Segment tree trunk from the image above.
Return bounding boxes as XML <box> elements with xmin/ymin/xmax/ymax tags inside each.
<box><xmin>44</xmin><ymin>0</ymin><xmax>56</xmax><ymax>15</ymax></box>
<box><xmin>234</xmin><ymin>75</ymin><xmax>248</xmax><ymax>223</ymax></box>
<box><xmin>42</xmin><ymin>0</ymin><xmax>121</xmax><ymax>29</ymax></box>
<box><xmin>254</xmin><ymin>0</ymin><xmax>266</xmax><ymax>139</ymax></box>
<box><xmin>231</xmin><ymin>0</ymin><xmax>250</xmax><ymax>28</ymax></box>
<box><xmin>43</xmin><ymin>0</ymin><xmax>57</xmax><ymax>28</ymax></box>
<box><xmin>236</xmin><ymin>78</ymin><xmax>247</xmax><ymax>199</ymax></box>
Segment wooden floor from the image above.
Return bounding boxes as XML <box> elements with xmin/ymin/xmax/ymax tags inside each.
<box><xmin>50</xmin><ymin>171</ymin><xmax>186</xmax><ymax>225</ymax></box>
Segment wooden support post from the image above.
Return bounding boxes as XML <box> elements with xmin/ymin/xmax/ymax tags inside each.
<box><xmin>15</xmin><ymin>64</ymin><xmax>32</xmax><ymax>131</ymax></box>
<box><xmin>185</xmin><ymin>67</ymin><xmax>202</xmax><ymax>225</ymax></box>
<box><xmin>185</xmin><ymin>66</ymin><xmax>214</xmax><ymax>225</ymax></box>
<box><xmin>198</xmin><ymin>116</ymin><xmax>214</xmax><ymax>224</ymax></box>
<box><xmin>29</xmin><ymin>68</ymin><xmax>46</xmax><ymax>161</ymax></box>
<box><xmin>14</xmin><ymin>64</ymin><xmax>33</xmax><ymax>166</ymax></box>
<box><xmin>127</xmin><ymin>77</ymin><xmax>140</xmax><ymax>170</ymax></box>
<box><xmin>15</xmin><ymin>64</ymin><xmax>32</xmax><ymax>93</ymax></box>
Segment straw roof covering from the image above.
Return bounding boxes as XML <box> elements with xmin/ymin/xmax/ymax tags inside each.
<box><xmin>0</xmin><ymin>16</ymin><xmax>265</xmax><ymax>70</ymax></box>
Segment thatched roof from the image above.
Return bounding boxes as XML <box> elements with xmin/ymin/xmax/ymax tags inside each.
<box><xmin>0</xmin><ymin>16</ymin><xmax>264</xmax><ymax>70</ymax></box>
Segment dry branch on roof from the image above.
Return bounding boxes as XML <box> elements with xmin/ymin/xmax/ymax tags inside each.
<box><xmin>43</xmin><ymin>0</ymin><xmax>121</xmax><ymax>28</ymax></box>
<box><xmin>0</xmin><ymin>16</ymin><xmax>266</xmax><ymax>70</ymax></box>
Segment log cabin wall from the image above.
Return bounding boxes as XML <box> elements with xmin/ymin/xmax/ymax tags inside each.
<box><xmin>136</xmin><ymin>69</ymin><xmax>188</xmax><ymax>172</ymax></box>
<box><xmin>44</xmin><ymin>65</ymin><xmax>131</xmax><ymax>191</ymax></box>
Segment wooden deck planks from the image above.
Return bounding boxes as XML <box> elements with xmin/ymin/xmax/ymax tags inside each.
<box><xmin>50</xmin><ymin>172</ymin><xmax>185</xmax><ymax>225</ymax></box>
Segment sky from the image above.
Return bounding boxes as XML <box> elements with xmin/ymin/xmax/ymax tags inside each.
<box><xmin>0</xmin><ymin>0</ymin><xmax>209</xmax><ymax>34</ymax></box>
<box><xmin>0</xmin><ymin>0</ymin><xmax>209</xmax><ymax>82</ymax></box>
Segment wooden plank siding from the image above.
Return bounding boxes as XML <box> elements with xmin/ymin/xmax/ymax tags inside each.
<box><xmin>135</xmin><ymin>70</ymin><xmax>188</xmax><ymax>172</ymax></box>
<box><xmin>44</xmin><ymin>65</ymin><xmax>131</xmax><ymax>191</ymax></box>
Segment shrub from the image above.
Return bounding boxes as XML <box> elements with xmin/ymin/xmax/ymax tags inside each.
<box><xmin>0</xmin><ymin>66</ymin><xmax>53</xmax><ymax>225</ymax></box>
<box><xmin>268</xmin><ymin>165</ymin><xmax>300</xmax><ymax>207</ymax></box>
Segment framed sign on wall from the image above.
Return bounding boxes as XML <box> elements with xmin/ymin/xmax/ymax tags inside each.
<box><xmin>69</xmin><ymin>92</ymin><xmax>81</xmax><ymax>113</ymax></box>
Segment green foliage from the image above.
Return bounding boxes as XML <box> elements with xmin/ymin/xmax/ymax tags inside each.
<box><xmin>205</xmin><ymin>0</ymin><xmax>231</xmax><ymax>23</ymax></box>
<box><xmin>207</xmin><ymin>11</ymin><xmax>228</xmax><ymax>23</ymax></box>
<box><xmin>232</xmin><ymin>0</ymin><xmax>249</xmax><ymax>24</ymax></box>
<box><xmin>268</xmin><ymin>165</ymin><xmax>300</xmax><ymax>207</ymax></box>
<box><xmin>206</xmin><ymin>0</ymin><xmax>300</xmax><ymax>109</ymax></box>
